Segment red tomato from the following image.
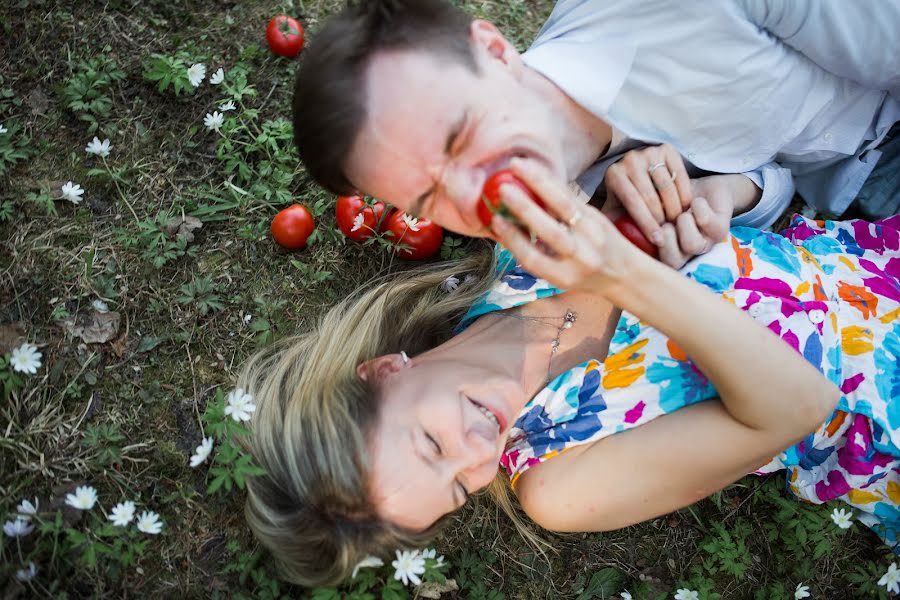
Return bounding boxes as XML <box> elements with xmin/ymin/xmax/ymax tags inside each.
<box><xmin>266</xmin><ymin>15</ymin><xmax>305</xmax><ymax>58</ymax></box>
<box><xmin>478</xmin><ymin>169</ymin><xmax>547</xmax><ymax>227</ymax></box>
<box><xmin>384</xmin><ymin>211</ymin><xmax>444</xmax><ymax>260</ymax></box>
<box><xmin>271</xmin><ymin>204</ymin><xmax>315</xmax><ymax>249</ymax></box>
<box><xmin>335</xmin><ymin>195</ymin><xmax>389</xmax><ymax>242</ymax></box>
<box><xmin>613</xmin><ymin>215</ymin><xmax>659</xmax><ymax>258</ymax></box>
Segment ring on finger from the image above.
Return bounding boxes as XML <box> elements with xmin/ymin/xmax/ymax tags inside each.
<box><xmin>566</xmin><ymin>209</ymin><xmax>583</xmax><ymax>228</ymax></box>
<box><xmin>647</xmin><ymin>161</ymin><xmax>667</xmax><ymax>175</ymax></box>
<box><xmin>651</xmin><ymin>168</ymin><xmax>677</xmax><ymax>190</ymax></box>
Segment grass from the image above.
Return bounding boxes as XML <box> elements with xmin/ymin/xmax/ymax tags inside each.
<box><xmin>0</xmin><ymin>0</ymin><xmax>895</xmax><ymax>598</ymax></box>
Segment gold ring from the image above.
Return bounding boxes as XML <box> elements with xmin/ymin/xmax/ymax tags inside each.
<box><xmin>567</xmin><ymin>209</ymin><xmax>583</xmax><ymax>228</ymax></box>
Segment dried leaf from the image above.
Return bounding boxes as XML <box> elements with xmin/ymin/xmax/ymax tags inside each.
<box><xmin>0</xmin><ymin>321</ymin><xmax>26</xmax><ymax>354</ymax></box>
<box><xmin>164</xmin><ymin>215</ymin><xmax>203</xmax><ymax>243</ymax></box>
<box><xmin>416</xmin><ymin>579</ymin><xmax>458</xmax><ymax>599</ymax></box>
<box><xmin>65</xmin><ymin>311</ymin><xmax>121</xmax><ymax>344</ymax></box>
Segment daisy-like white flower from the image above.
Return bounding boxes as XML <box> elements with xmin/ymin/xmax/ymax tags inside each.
<box><xmin>440</xmin><ymin>276</ymin><xmax>459</xmax><ymax>293</ymax></box>
<box><xmin>4</xmin><ymin>518</ymin><xmax>34</xmax><ymax>538</ymax></box>
<box><xmin>92</xmin><ymin>299</ymin><xmax>109</xmax><ymax>313</ymax></box>
<box><xmin>392</xmin><ymin>549</ymin><xmax>425</xmax><ymax>587</ymax></box>
<box><xmin>224</xmin><ymin>388</ymin><xmax>256</xmax><ymax>422</ymax></box>
<box><xmin>220</xmin><ymin>100</ymin><xmax>237</xmax><ymax>112</ymax></box>
<box><xmin>61</xmin><ymin>181</ymin><xmax>84</xmax><ymax>205</ymax></box>
<box><xmin>136</xmin><ymin>510</ymin><xmax>163</xmax><ymax>534</ymax></box>
<box><xmin>831</xmin><ymin>507</ymin><xmax>853</xmax><ymax>529</ymax></box>
<box><xmin>15</xmin><ymin>561</ymin><xmax>37</xmax><ymax>582</ymax></box>
<box><xmin>794</xmin><ymin>582</ymin><xmax>810</xmax><ymax>599</ymax></box>
<box><xmin>0</xmin><ymin>123</ymin><xmax>8</xmax><ymax>135</ymax></box>
<box><xmin>242</xmin><ymin>313</ymin><xmax>252</xmax><ymax>324</ymax></box>
<box><xmin>351</xmin><ymin>213</ymin><xmax>365</xmax><ymax>233</ymax></box>
<box><xmin>420</xmin><ymin>548</ymin><xmax>445</xmax><ymax>566</ymax></box>
<box><xmin>85</xmin><ymin>136</ymin><xmax>112</xmax><ymax>158</ymax></box>
<box><xmin>65</xmin><ymin>485</ymin><xmax>98</xmax><ymax>510</ymax></box>
<box><xmin>464</xmin><ymin>273</ymin><xmax>478</xmax><ymax>285</ymax></box>
<box><xmin>674</xmin><ymin>590</ymin><xmax>700</xmax><ymax>600</ymax></box>
<box><xmin>210</xmin><ymin>67</ymin><xmax>225</xmax><ymax>85</ymax></box>
<box><xmin>402</xmin><ymin>214</ymin><xmax>421</xmax><ymax>232</ymax></box>
<box><xmin>204</xmin><ymin>111</ymin><xmax>224</xmax><ymax>132</ymax></box>
<box><xmin>10</xmin><ymin>343</ymin><xmax>42</xmax><ymax>375</ymax></box>
<box><xmin>620</xmin><ymin>593</ymin><xmax>633</xmax><ymax>600</ymax></box>
<box><xmin>352</xmin><ymin>555</ymin><xmax>384</xmax><ymax>578</ymax></box>
<box><xmin>16</xmin><ymin>497</ymin><xmax>38</xmax><ymax>520</ymax></box>
<box><xmin>189</xmin><ymin>436</ymin><xmax>214</xmax><ymax>468</ymax></box>
<box><xmin>879</xmin><ymin>563</ymin><xmax>900</xmax><ymax>594</ymax></box>
<box><xmin>109</xmin><ymin>500</ymin><xmax>136</xmax><ymax>527</ymax></box>
<box><xmin>187</xmin><ymin>63</ymin><xmax>206</xmax><ymax>87</ymax></box>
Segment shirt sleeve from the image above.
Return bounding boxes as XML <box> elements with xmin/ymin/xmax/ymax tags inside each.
<box><xmin>731</xmin><ymin>161</ymin><xmax>795</xmax><ymax>230</ymax></box>
<box><xmin>737</xmin><ymin>0</ymin><xmax>900</xmax><ymax>98</ymax></box>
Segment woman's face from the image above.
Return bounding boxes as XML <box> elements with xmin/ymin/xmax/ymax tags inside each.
<box><xmin>363</xmin><ymin>353</ymin><xmax>523</xmax><ymax>530</ymax></box>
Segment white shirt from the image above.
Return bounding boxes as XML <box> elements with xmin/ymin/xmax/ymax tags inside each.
<box><xmin>523</xmin><ymin>0</ymin><xmax>900</xmax><ymax>228</ymax></box>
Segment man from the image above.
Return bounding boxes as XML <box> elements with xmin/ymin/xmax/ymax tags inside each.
<box><xmin>293</xmin><ymin>0</ymin><xmax>900</xmax><ymax>266</ymax></box>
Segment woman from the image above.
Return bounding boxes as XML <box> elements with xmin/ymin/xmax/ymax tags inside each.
<box><xmin>237</xmin><ymin>160</ymin><xmax>899</xmax><ymax>587</ymax></box>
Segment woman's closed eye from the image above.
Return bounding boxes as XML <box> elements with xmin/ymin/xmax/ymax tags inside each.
<box><xmin>426</xmin><ymin>432</ymin><xmax>469</xmax><ymax>507</ymax></box>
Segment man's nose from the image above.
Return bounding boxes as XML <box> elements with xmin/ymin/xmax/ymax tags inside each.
<box><xmin>440</xmin><ymin>163</ymin><xmax>484</xmax><ymax>214</ymax></box>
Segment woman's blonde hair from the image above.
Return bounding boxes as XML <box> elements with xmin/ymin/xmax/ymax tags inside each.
<box><xmin>237</xmin><ymin>246</ymin><xmax>543</xmax><ymax>587</ymax></box>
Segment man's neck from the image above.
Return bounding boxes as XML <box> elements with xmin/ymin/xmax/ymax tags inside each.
<box><xmin>523</xmin><ymin>65</ymin><xmax>612</xmax><ymax>180</ymax></box>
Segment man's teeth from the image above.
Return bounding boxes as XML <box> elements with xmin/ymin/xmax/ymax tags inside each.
<box><xmin>477</xmin><ymin>404</ymin><xmax>499</xmax><ymax>429</ymax></box>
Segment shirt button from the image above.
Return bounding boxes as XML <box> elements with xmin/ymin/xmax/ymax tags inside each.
<box><xmin>808</xmin><ymin>309</ymin><xmax>827</xmax><ymax>324</ymax></box>
<box><xmin>823</xmin><ymin>131</ymin><xmax>833</xmax><ymax>142</ymax></box>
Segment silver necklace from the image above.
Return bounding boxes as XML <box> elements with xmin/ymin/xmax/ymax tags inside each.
<box><xmin>494</xmin><ymin>309</ymin><xmax>578</xmax><ymax>382</ymax></box>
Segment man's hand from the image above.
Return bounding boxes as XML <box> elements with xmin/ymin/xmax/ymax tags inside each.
<box><xmin>655</xmin><ymin>176</ymin><xmax>734</xmax><ymax>268</ymax></box>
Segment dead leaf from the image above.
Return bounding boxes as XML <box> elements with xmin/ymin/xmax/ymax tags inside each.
<box><xmin>0</xmin><ymin>321</ymin><xmax>26</xmax><ymax>354</ymax></box>
<box><xmin>27</xmin><ymin>87</ymin><xmax>49</xmax><ymax>115</ymax></box>
<box><xmin>164</xmin><ymin>215</ymin><xmax>203</xmax><ymax>243</ymax></box>
<box><xmin>65</xmin><ymin>311</ymin><xmax>121</xmax><ymax>344</ymax></box>
<box><xmin>416</xmin><ymin>579</ymin><xmax>458</xmax><ymax>599</ymax></box>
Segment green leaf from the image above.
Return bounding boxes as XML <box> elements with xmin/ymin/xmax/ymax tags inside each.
<box><xmin>575</xmin><ymin>568</ymin><xmax>625</xmax><ymax>600</ymax></box>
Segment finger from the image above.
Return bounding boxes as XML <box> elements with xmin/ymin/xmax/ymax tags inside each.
<box><xmin>664</xmin><ymin>146</ymin><xmax>694</xmax><ymax>212</ymax></box>
<box><xmin>693</xmin><ymin>195</ymin><xmax>730</xmax><ymax>244</ymax></box>
<box><xmin>628</xmin><ymin>163</ymin><xmax>666</xmax><ymax>225</ymax></box>
<box><xmin>657</xmin><ymin>222</ymin><xmax>689</xmax><ymax>269</ymax></box>
<box><xmin>675</xmin><ymin>211</ymin><xmax>711</xmax><ymax>256</ymax></box>
<box><xmin>605</xmin><ymin>166</ymin><xmax>664</xmax><ymax>245</ymax></box>
<box><xmin>509</xmin><ymin>159</ymin><xmax>581</xmax><ymax>225</ymax></box>
<box><xmin>492</xmin><ymin>215</ymin><xmax>569</xmax><ymax>280</ymax></box>
<box><xmin>599</xmin><ymin>185</ymin><xmax>624</xmax><ymax>218</ymax></box>
<box><xmin>648</xmin><ymin>154</ymin><xmax>682</xmax><ymax>222</ymax></box>
<box><xmin>501</xmin><ymin>183</ymin><xmax>577</xmax><ymax>256</ymax></box>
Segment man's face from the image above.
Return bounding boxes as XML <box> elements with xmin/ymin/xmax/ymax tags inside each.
<box><xmin>344</xmin><ymin>22</ymin><xmax>566</xmax><ymax>238</ymax></box>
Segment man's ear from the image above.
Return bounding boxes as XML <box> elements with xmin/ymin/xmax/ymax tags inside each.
<box><xmin>469</xmin><ymin>19</ymin><xmax>522</xmax><ymax>70</ymax></box>
<box><xmin>356</xmin><ymin>353</ymin><xmax>408</xmax><ymax>383</ymax></box>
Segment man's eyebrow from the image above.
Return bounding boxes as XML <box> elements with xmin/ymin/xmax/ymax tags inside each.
<box><xmin>411</xmin><ymin>108</ymin><xmax>469</xmax><ymax>216</ymax></box>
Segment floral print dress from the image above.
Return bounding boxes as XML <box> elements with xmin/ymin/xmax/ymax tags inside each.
<box><xmin>459</xmin><ymin>216</ymin><xmax>900</xmax><ymax>549</ymax></box>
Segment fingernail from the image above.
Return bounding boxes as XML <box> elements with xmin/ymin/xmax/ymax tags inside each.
<box><xmin>650</xmin><ymin>231</ymin><xmax>663</xmax><ymax>245</ymax></box>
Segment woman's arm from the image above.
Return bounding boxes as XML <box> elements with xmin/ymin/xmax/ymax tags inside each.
<box><xmin>495</xmin><ymin>159</ymin><xmax>840</xmax><ymax>531</ymax></box>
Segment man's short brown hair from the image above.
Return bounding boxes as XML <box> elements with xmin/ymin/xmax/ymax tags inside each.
<box><xmin>292</xmin><ymin>0</ymin><xmax>477</xmax><ymax>195</ymax></box>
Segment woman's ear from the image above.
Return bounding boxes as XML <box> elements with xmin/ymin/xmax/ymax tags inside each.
<box><xmin>356</xmin><ymin>353</ymin><xmax>408</xmax><ymax>382</ymax></box>
<box><xmin>469</xmin><ymin>19</ymin><xmax>522</xmax><ymax>70</ymax></box>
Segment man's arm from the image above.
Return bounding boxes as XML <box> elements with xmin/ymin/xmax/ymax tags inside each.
<box><xmin>738</xmin><ymin>0</ymin><xmax>900</xmax><ymax>98</ymax></box>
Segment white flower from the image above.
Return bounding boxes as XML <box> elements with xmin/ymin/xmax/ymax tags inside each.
<box><xmin>464</xmin><ymin>273</ymin><xmax>478</xmax><ymax>286</ymax></box>
<box><xmin>402</xmin><ymin>214</ymin><xmax>421</xmax><ymax>232</ymax></box>
<box><xmin>351</xmin><ymin>213</ymin><xmax>365</xmax><ymax>232</ymax></box>
<box><xmin>352</xmin><ymin>555</ymin><xmax>384</xmax><ymax>578</ymax></box>
<box><xmin>440</xmin><ymin>276</ymin><xmax>459</xmax><ymax>293</ymax></box>
<box><xmin>92</xmin><ymin>299</ymin><xmax>109</xmax><ymax>313</ymax></box>
<box><xmin>204</xmin><ymin>111</ymin><xmax>224</xmax><ymax>131</ymax></box>
<box><xmin>879</xmin><ymin>563</ymin><xmax>900</xmax><ymax>594</ymax></box>
<box><xmin>242</xmin><ymin>313</ymin><xmax>252</xmax><ymax>324</ymax></box>
<box><xmin>16</xmin><ymin>497</ymin><xmax>38</xmax><ymax>520</ymax></box>
<box><xmin>831</xmin><ymin>507</ymin><xmax>854</xmax><ymax>529</ymax></box>
<box><xmin>136</xmin><ymin>510</ymin><xmax>163</xmax><ymax>534</ymax></box>
<box><xmin>85</xmin><ymin>136</ymin><xmax>112</xmax><ymax>158</ymax></box>
<box><xmin>15</xmin><ymin>562</ymin><xmax>37</xmax><ymax>582</ymax></box>
<box><xmin>0</xmin><ymin>123</ymin><xmax>9</xmax><ymax>135</ymax></box>
<box><xmin>210</xmin><ymin>67</ymin><xmax>225</xmax><ymax>85</ymax></box>
<box><xmin>674</xmin><ymin>590</ymin><xmax>699</xmax><ymax>600</ymax></box>
<box><xmin>10</xmin><ymin>343</ymin><xmax>42</xmax><ymax>375</ymax></box>
<box><xmin>421</xmin><ymin>547</ymin><xmax>445</xmax><ymax>566</ymax></box>
<box><xmin>392</xmin><ymin>549</ymin><xmax>425</xmax><ymax>587</ymax></box>
<box><xmin>109</xmin><ymin>500</ymin><xmax>136</xmax><ymax>527</ymax></box>
<box><xmin>61</xmin><ymin>181</ymin><xmax>84</xmax><ymax>205</ymax></box>
<box><xmin>65</xmin><ymin>485</ymin><xmax>98</xmax><ymax>510</ymax></box>
<box><xmin>794</xmin><ymin>582</ymin><xmax>810</xmax><ymax>599</ymax></box>
<box><xmin>4</xmin><ymin>518</ymin><xmax>34</xmax><ymax>538</ymax></box>
<box><xmin>187</xmin><ymin>63</ymin><xmax>206</xmax><ymax>87</ymax></box>
<box><xmin>620</xmin><ymin>593</ymin><xmax>633</xmax><ymax>600</ymax></box>
<box><xmin>189</xmin><ymin>436</ymin><xmax>214</xmax><ymax>468</ymax></box>
<box><xmin>220</xmin><ymin>100</ymin><xmax>237</xmax><ymax>112</ymax></box>
<box><xmin>224</xmin><ymin>388</ymin><xmax>256</xmax><ymax>422</ymax></box>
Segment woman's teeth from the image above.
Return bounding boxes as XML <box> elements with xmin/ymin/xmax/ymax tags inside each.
<box><xmin>477</xmin><ymin>404</ymin><xmax>500</xmax><ymax>430</ymax></box>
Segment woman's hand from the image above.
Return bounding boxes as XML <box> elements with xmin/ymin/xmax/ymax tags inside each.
<box><xmin>492</xmin><ymin>159</ymin><xmax>649</xmax><ymax>295</ymax></box>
